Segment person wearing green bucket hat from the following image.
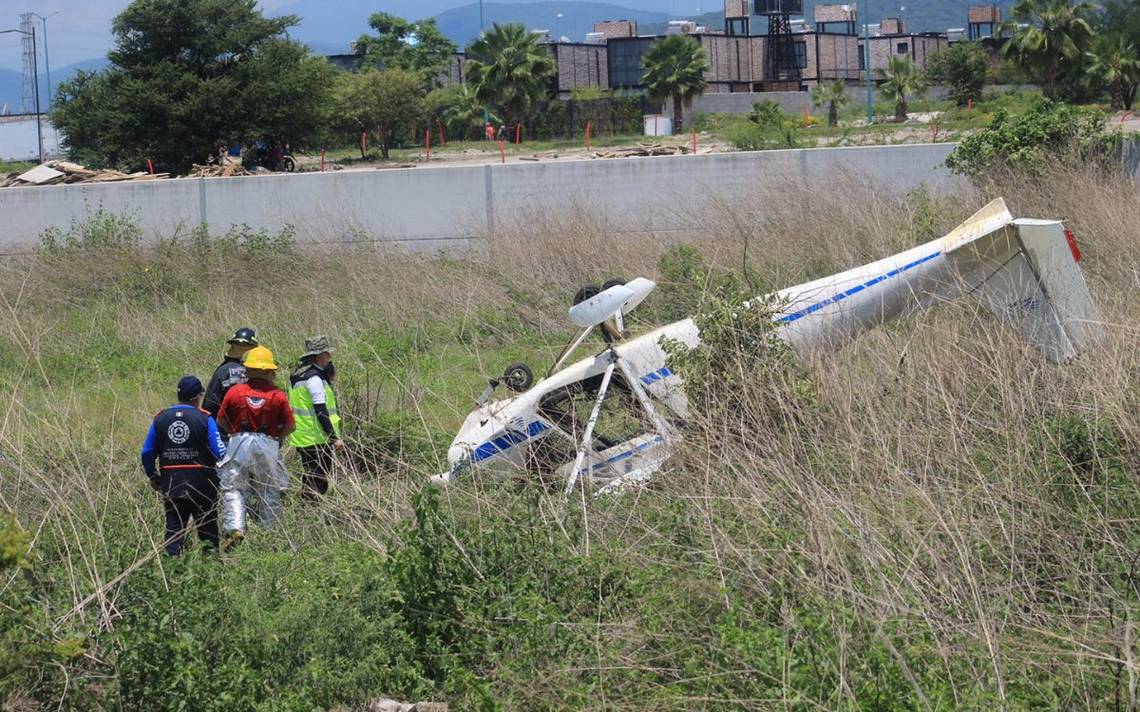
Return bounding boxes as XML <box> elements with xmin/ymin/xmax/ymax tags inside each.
<box><xmin>288</xmin><ymin>336</ymin><xmax>343</xmax><ymax>499</ymax></box>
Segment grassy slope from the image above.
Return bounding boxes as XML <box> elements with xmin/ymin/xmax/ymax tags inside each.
<box><xmin>0</xmin><ymin>167</ymin><xmax>1138</xmax><ymax>710</ymax></box>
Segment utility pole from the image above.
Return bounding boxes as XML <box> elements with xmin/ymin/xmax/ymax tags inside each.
<box><xmin>29</xmin><ymin>12</ymin><xmax>58</xmax><ymax>112</ymax></box>
<box><xmin>2</xmin><ymin>24</ymin><xmax>43</xmax><ymax>163</ymax></box>
<box><xmin>864</xmin><ymin>0</ymin><xmax>874</xmax><ymax>125</ymax></box>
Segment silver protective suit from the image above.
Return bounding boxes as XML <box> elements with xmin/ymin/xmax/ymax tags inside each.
<box><xmin>218</xmin><ymin>432</ymin><xmax>290</xmax><ymax>533</ymax></box>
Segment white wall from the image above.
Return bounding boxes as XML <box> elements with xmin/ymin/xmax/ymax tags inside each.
<box><xmin>0</xmin><ymin>143</ymin><xmax>960</xmax><ymax>250</ymax></box>
<box><xmin>0</xmin><ymin>116</ymin><xmax>61</xmax><ymax>161</ymax></box>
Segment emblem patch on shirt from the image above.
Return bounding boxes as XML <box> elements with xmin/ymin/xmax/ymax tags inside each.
<box><xmin>167</xmin><ymin>420</ymin><xmax>191</xmax><ymax>445</ymax></box>
<box><xmin>246</xmin><ymin>397</ymin><xmax>266</xmax><ymax>409</ymax></box>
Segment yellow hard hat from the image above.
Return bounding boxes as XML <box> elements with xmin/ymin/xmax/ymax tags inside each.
<box><xmin>242</xmin><ymin>346</ymin><xmax>278</xmax><ymax>371</ymax></box>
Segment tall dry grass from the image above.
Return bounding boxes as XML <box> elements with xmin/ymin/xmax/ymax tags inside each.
<box><xmin>0</xmin><ymin>164</ymin><xmax>1136</xmax><ymax>708</ymax></box>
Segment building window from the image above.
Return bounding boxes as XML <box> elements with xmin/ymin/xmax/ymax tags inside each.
<box><xmin>858</xmin><ymin>50</ymin><xmax>865</xmax><ymax>70</ymax></box>
<box><xmin>794</xmin><ymin>41</ymin><xmax>808</xmax><ymax>69</ymax></box>
<box><xmin>897</xmin><ymin>42</ymin><xmax>909</xmax><ymax>54</ymax></box>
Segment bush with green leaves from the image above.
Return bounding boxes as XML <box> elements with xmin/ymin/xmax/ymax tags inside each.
<box><xmin>928</xmin><ymin>41</ymin><xmax>990</xmax><ymax>107</ymax></box>
<box><xmin>946</xmin><ymin>98</ymin><xmax>1120</xmax><ymax>177</ymax></box>
<box><xmin>39</xmin><ymin>208</ymin><xmax>143</xmax><ymax>253</ymax></box>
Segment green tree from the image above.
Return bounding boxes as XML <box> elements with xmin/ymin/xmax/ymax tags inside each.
<box><xmin>642</xmin><ymin>35</ymin><xmax>710</xmax><ymax>134</ymax></box>
<box><xmin>928</xmin><ymin>42</ymin><xmax>990</xmax><ymax>107</ymax></box>
<box><xmin>1085</xmin><ymin>35</ymin><xmax>1140</xmax><ymax>109</ymax></box>
<box><xmin>429</xmin><ymin>84</ymin><xmax>498</xmax><ymax>141</ymax></box>
<box><xmin>465</xmin><ymin>23</ymin><xmax>556</xmax><ymax>129</ymax></box>
<box><xmin>1098</xmin><ymin>0</ymin><xmax>1140</xmax><ymax>47</ymax></box>
<box><xmin>810</xmin><ymin>80</ymin><xmax>850</xmax><ymax>127</ymax></box>
<box><xmin>336</xmin><ymin>69</ymin><xmax>426</xmax><ymax>160</ymax></box>
<box><xmin>1001</xmin><ymin>0</ymin><xmax>1096</xmax><ymax>98</ymax></box>
<box><xmin>356</xmin><ymin>12</ymin><xmax>457</xmax><ymax>81</ymax></box>
<box><xmin>878</xmin><ymin>55</ymin><xmax>929</xmax><ymax>122</ymax></box>
<box><xmin>51</xmin><ymin>0</ymin><xmax>334</xmax><ymax>173</ymax></box>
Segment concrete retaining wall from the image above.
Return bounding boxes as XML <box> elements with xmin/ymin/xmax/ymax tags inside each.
<box><xmin>0</xmin><ymin>143</ymin><xmax>960</xmax><ymax>250</ymax></box>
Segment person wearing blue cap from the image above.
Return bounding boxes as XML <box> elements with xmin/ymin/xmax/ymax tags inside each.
<box><xmin>140</xmin><ymin>376</ymin><xmax>227</xmax><ymax>556</ymax></box>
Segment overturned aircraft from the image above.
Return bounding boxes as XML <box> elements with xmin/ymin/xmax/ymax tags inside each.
<box><xmin>432</xmin><ymin>199</ymin><xmax>1104</xmax><ymax>496</ymax></box>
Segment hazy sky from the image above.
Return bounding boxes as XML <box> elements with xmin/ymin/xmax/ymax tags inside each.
<box><xmin>0</xmin><ymin>0</ymin><xmax>298</xmax><ymax>70</ymax></box>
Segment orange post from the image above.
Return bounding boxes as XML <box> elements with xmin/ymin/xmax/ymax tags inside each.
<box><xmin>361</xmin><ymin>130</ymin><xmax>368</xmax><ymax>154</ymax></box>
<box><xmin>967</xmin><ymin>97</ymin><xmax>974</xmax><ymax>114</ymax></box>
<box><xmin>320</xmin><ymin>149</ymin><xmax>326</xmax><ymax>172</ymax></box>
<box><xmin>147</xmin><ymin>159</ymin><xmax>155</xmax><ymax>175</ymax></box>
<box><xmin>426</xmin><ymin>129</ymin><xmax>431</xmax><ymax>160</ymax></box>
<box><xmin>586</xmin><ymin>121</ymin><xmax>592</xmax><ymax>150</ymax></box>
<box><xmin>691</xmin><ymin>130</ymin><xmax>697</xmax><ymax>154</ymax></box>
<box><xmin>437</xmin><ymin>119</ymin><xmax>446</xmax><ymax>146</ymax></box>
<box><xmin>515</xmin><ymin>123</ymin><xmax>522</xmax><ymax>144</ymax></box>
<box><xmin>498</xmin><ymin>140</ymin><xmax>506</xmax><ymax>163</ymax></box>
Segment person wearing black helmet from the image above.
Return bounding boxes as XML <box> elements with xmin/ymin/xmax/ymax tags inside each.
<box><xmin>204</xmin><ymin>328</ymin><xmax>258</xmax><ymax>419</ymax></box>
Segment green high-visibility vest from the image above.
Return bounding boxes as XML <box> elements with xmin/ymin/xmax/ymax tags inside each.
<box><xmin>289</xmin><ymin>376</ymin><xmax>341</xmax><ymax>448</ymax></box>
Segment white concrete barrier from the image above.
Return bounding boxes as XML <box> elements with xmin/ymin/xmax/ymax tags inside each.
<box><xmin>0</xmin><ymin>143</ymin><xmax>960</xmax><ymax>251</ymax></box>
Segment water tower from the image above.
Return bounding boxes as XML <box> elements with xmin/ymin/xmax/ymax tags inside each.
<box><xmin>755</xmin><ymin>0</ymin><xmax>804</xmax><ymax>89</ymax></box>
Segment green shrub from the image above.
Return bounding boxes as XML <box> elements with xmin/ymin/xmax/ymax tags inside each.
<box><xmin>946</xmin><ymin>98</ymin><xmax>1121</xmax><ymax>177</ymax></box>
<box><xmin>39</xmin><ymin>208</ymin><xmax>142</xmax><ymax>253</ymax></box>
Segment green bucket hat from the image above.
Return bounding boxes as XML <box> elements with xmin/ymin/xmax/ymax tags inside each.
<box><xmin>302</xmin><ymin>335</ymin><xmax>333</xmax><ymax>358</ymax></box>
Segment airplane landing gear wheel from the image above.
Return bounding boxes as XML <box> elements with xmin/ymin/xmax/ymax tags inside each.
<box><xmin>503</xmin><ymin>363</ymin><xmax>534</xmax><ymax>393</ymax></box>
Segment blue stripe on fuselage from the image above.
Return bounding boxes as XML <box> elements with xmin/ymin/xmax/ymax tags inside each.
<box><xmin>777</xmin><ymin>251</ymin><xmax>942</xmax><ymax>325</ymax></box>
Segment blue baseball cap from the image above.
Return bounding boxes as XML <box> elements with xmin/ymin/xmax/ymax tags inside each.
<box><xmin>177</xmin><ymin>376</ymin><xmax>205</xmax><ymax>402</ymax></box>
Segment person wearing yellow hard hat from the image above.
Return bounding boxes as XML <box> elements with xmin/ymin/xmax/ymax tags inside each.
<box><xmin>215</xmin><ymin>345</ymin><xmax>295</xmax><ymax>549</ymax></box>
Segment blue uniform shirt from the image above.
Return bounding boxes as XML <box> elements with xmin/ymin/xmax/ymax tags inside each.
<box><xmin>141</xmin><ymin>405</ymin><xmax>227</xmax><ymax>480</ymax></box>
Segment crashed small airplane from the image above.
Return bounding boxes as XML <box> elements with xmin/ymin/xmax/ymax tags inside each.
<box><xmin>432</xmin><ymin>199</ymin><xmax>1104</xmax><ymax>496</ymax></box>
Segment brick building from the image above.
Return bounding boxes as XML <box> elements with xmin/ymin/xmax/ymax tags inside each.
<box><xmin>862</xmin><ymin>33</ymin><xmax>947</xmax><ymax>73</ymax></box>
<box><xmin>551</xmin><ymin>43</ymin><xmax>610</xmax><ymax>97</ymax></box>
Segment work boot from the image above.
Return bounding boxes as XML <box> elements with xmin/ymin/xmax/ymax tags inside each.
<box><xmin>221</xmin><ymin>530</ymin><xmax>245</xmax><ymax>553</ymax></box>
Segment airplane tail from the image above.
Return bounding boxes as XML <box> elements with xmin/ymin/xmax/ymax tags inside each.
<box><xmin>773</xmin><ymin>198</ymin><xmax>1105</xmax><ymax>363</ymax></box>
<box><xmin>945</xmin><ymin>202</ymin><xmax>1105</xmax><ymax>362</ymax></box>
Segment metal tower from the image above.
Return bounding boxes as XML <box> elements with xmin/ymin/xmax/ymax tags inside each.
<box><xmin>755</xmin><ymin>0</ymin><xmax>804</xmax><ymax>90</ymax></box>
<box><xmin>19</xmin><ymin>13</ymin><xmax>36</xmax><ymax>114</ymax></box>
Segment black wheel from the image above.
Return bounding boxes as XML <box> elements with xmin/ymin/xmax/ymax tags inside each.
<box><xmin>503</xmin><ymin>362</ymin><xmax>534</xmax><ymax>393</ymax></box>
<box><xmin>282</xmin><ymin>156</ymin><xmax>297</xmax><ymax>172</ymax></box>
<box><xmin>602</xmin><ymin>277</ymin><xmax>627</xmax><ymax>291</ymax></box>
<box><xmin>573</xmin><ymin>284</ymin><xmax>601</xmax><ymax>306</ymax></box>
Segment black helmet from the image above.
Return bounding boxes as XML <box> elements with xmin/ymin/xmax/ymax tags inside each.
<box><xmin>227</xmin><ymin>327</ymin><xmax>258</xmax><ymax>346</ymax></box>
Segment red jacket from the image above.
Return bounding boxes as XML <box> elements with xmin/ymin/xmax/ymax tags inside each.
<box><xmin>218</xmin><ymin>379</ymin><xmax>295</xmax><ymax>438</ymax></box>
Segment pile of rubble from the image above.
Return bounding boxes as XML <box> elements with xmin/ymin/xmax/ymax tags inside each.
<box><xmin>190</xmin><ymin>162</ymin><xmax>253</xmax><ymax>178</ymax></box>
<box><xmin>0</xmin><ymin>160</ymin><xmax>170</xmax><ymax>188</ymax></box>
<box><xmin>593</xmin><ymin>143</ymin><xmax>692</xmax><ymax>159</ymax></box>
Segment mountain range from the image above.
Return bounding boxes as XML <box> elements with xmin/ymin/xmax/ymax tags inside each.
<box><xmin>1</xmin><ymin>1</ymin><xmax>1018</xmax><ymax>111</ymax></box>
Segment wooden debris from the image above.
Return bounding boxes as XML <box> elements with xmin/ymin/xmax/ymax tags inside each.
<box><xmin>593</xmin><ymin>143</ymin><xmax>692</xmax><ymax>159</ymax></box>
<box><xmin>1</xmin><ymin>159</ymin><xmax>172</xmax><ymax>188</ymax></box>
<box><xmin>190</xmin><ymin>163</ymin><xmax>253</xmax><ymax>178</ymax></box>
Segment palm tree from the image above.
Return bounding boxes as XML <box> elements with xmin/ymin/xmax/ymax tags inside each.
<box><xmin>434</xmin><ymin>84</ymin><xmax>498</xmax><ymax>140</ymax></box>
<box><xmin>642</xmin><ymin>35</ymin><xmax>710</xmax><ymax>134</ymax></box>
<box><xmin>1001</xmin><ymin>0</ymin><xmax>1096</xmax><ymax>98</ymax></box>
<box><xmin>465</xmin><ymin>23</ymin><xmax>556</xmax><ymax>129</ymax></box>
<box><xmin>811</xmin><ymin>80</ymin><xmax>850</xmax><ymax>127</ymax></box>
<box><xmin>878</xmin><ymin>56</ymin><xmax>929</xmax><ymax>122</ymax></box>
<box><xmin>1086</xmin><ymin>35</ymin><xmax>1140</xmax><ymax>110</ymax></box>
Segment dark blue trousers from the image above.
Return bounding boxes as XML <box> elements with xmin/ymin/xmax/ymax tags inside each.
<box><xmin>162</xmin><ymin>479</ymin><xmax>219</xmax><ymax>556</ymax></box>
